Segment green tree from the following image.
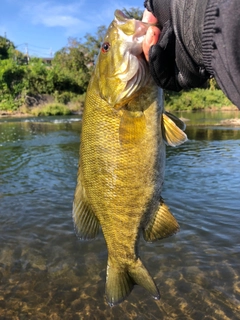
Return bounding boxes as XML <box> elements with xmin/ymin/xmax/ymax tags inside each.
<box><xmin>52</xmin><ymin>37</ymin><xmax>91</xmax><ymax>94</ymax></box>
<box><xmin>23</xmin><ymin>58</ymin><xmax>49</xmax><ymax>95</ymax></box>
<box><xmin>83</xmin><ymin>25</ymin><xmax>107</xmax><ymax>62</ymax></box>
<box><xmin>122</xmin><ymin>7</ymin><xmax>143</xmax><ymax>20</ymax></box>
<box><xmin>0</xmin><ymin>36</ymin><xmax>15</xmax><ymax>60</ymax></box>
<box><xmin>0</xmin><ymin>59</ymin><xmax>26</xmax><ymax>109</ymax></box>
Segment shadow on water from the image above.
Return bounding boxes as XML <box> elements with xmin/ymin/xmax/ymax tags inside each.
<box><xmin>0</xmin><ymin>115</ymin><xmax>240</xmax><ymax>319</ymax></box>
<box><xmin>186</xmin><ymin>126</ymin><xmax>240</xmax><ymax>141</ymax></box>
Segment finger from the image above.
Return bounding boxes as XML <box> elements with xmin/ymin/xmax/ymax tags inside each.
<box><xmin>142</xmin><ymin>9</ymin><xmax>158</xmax><ymax>24</ymax></box>
<box><xmin>142</xmin><ymin>26</ymin><xmax>161</xmax><ymax>61</ymax></box>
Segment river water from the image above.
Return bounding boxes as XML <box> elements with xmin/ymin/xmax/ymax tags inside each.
<box><xmin>0</xmin><ymin>111</ymin><xmax>240</xmax><ymax>319</ymax></box>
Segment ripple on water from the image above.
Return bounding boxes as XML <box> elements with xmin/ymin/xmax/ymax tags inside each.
<box><xmin>0</xmin><ymin>120</ymin><xmax>240</xmax><ymax>318</ymax></box>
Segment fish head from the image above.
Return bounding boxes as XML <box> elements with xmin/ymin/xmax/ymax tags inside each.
<box><xmin>96</xmin><ymin>10</ymin><xmax>150</xmax><ymax>108</ymax></box>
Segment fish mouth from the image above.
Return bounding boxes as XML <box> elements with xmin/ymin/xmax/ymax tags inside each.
<box><xmin>114</xmin><ymin>9</ymin><xmax>158</xmax><ymax>36</ymax></box>
<box><xmin>114</xmin><ymin>9</ymin><xmax>128</xmax><ymax>21</ymax></box>
<box><xmin>113</xmin><ymin>10</ymin><xmax>150</xmax><ymax>75</ymax></box>
<box><xmin>109</xmin><ymin>10</ymin><xmax>151</xmax><ymax>107</ymax></box>
<box><xmin>114</xmin><ymin>10</ymin><xmax>149</xmax><ymax>42</ymax></box>
<box><xmin>99</xmin><ymin>10</ymin><xmax>151</xmax><ymax>108</ymax></box>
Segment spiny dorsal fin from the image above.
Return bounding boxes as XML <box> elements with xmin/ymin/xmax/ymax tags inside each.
<box><xmin>72</xmin><ymin>180</ymin><xmax>100</xmax><ymax>240</ymax></box>
<box><xmin>143</xmin><ymin>198</ymin><xmax>179</xmax><ymax>242</ymax></box>
<box><xmin>106</xmin><ymin>258</ymin><xmax>159</xmax><ymax>306</ymax></box>
<box><xmin>119</xmin><ymin>110</ymin><xmax>146</xmax><ymax>145</ymax></box>
<box><xmin>162</xmin><ymin>113</ymin><xmax>188</xmax><ymax>147</ymax></box>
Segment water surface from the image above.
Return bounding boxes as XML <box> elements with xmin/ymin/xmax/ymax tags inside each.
<box><xmin>0</xmin><ymin>112</ymin><xmax>240</xmax><ymax>319</ymax></box>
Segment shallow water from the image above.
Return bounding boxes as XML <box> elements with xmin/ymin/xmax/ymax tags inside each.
<box><xmin>0</xmin><ymin>113</ymin><xmax>240</xmax><ymax>319</ymax></box>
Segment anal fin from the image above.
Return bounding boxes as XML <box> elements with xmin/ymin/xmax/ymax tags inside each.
<box><xmin>162</xmin><ymin>112</ymin><xmax>188</xmax><ymax>147</ymax></box>
<box><xmin>72</xmin><ymin>180</ymin><xmax>99</xmax><ymax>240</ymax></box>
<box><xmin>143</xmin><ymin>198</ymin><xmax>179</xmax><ymax>242</ymax></box>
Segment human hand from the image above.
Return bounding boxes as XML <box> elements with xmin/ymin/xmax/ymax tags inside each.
<box><xmin>143</xmin><ymin>0</ymin><xmax>210</xmax><ymax>91</ymax></box>
<box><xmin>142</xmin><ymin>9</ymin><xmax>160</xmax><ymax>62</ymax></box>
<box><xmin>142</xmin><ymin>5</ymin><xmax>182</xmax><ymax>91</ymax></box>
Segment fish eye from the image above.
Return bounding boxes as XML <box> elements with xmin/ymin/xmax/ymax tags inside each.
<box><xmin>101</xmin><ymin>42</ymin><xmax>111</xmax><ymax>53</ymax></box>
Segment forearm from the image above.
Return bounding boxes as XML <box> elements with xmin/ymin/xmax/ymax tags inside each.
<box><xmin>171</xmin><ymin>0</ymin><xmax>209</xmax><ymax>89</ymax></box>
<box><xmin>203</xmin><ymin>0</ymin><xmax>240</xmax><ymax>108</ymax></box>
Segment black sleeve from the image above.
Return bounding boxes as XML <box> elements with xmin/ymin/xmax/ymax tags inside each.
<box><xmin>144</xmin><ymin>0</ymin><xmax>240</xmax><ymax>109</ymax></box>
<box><xmin>203</xmin><ymin>0</ymin><xmax>240</xmax><ymax>109</ymax></box>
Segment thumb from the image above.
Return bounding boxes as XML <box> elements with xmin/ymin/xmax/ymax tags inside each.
<box><xmin>143</xmin><ymin>26</ymin><xmax>161</xmax><ymax>61</ymax></box>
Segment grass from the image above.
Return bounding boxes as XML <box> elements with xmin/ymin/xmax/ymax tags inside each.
<box><xmin>0</xmin><ymin>89</ymin><xmax>236</xmax><ymax>117</ymax></box>
<box><xmin>30</xmin><ymin>103</ymin><xmax>72</xmax><ymax>116</ymax></box>
<box><xmin>29</xmin><ymin>94</ymin><xmax>86</xmax><ymax>116</ymax></box>
<box><xmin>0</xmin><ymin>91</ymin><xmax>86</xmax><ymax>116</ymax></box>
<box><xmin>0</xmin><ymin>101</ymin><xmax>84</xmax><ymax>117</ymax></box>
<box><xmin>165</xmin><ymin>88</ymin><xmax>234</xmax><ymax>111</ymax></box>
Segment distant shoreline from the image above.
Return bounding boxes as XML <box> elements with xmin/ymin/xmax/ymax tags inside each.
<box><xmin>0</xmin><ymin>106</ymin><xmax>238</xmax><ymax>117</ymax></box>
<box><xmin>0</xmin><ymin>110</ymin><xmax>82</xmax><ymax>118</ymax></box>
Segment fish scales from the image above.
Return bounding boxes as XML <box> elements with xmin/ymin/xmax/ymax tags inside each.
<box><xmin>73</xmin><ymin>9</ymin><xmax>187</xmax><ymax>306</ymax></box>
<box><xmin>82</xmin><ymin>83</ymin><xmax>161</xmax><ymax>255</ymax></box>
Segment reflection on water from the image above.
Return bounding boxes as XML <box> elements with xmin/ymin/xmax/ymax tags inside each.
<box><xmin>0</xmin><ymin>114</ymin><xmax>240</xmax><ymax>319</ymax></box>
<box><xmin>178</xmin><ymin>109</ymin><xmax>240</xmax><ymax>126</ymax></box>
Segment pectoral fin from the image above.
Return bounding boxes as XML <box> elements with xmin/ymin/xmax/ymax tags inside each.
<box><xmin>143</xmin><ymin>198</ymin><xmax>179</xmax><ymax>242</ymax></box>
<box><xmin>162</xmin><ymin>112</ymin><xmax>188</xmax><ymax>147</ymax></box>
<box><xmin>72</xmin><ymin>180</ymin><xmax>100</xmax><ymax>240</ymax></box>
<box><xmin>165</xmin><ymin>111</ymin><xmax>186</xmax><ymax>131</ymax></box>
<box><xmin>119</xmin><ymin>110</ymin><xmax>146</xmax><ymax>145</ymax></box>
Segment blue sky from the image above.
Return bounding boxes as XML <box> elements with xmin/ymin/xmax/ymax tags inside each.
<box><xmin>0</xmin><ymin>0</ymin><xmax>144</xmax><ymax>58</ymax></box>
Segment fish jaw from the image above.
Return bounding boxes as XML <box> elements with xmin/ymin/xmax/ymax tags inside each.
<box><xmin>96</xmin><ymin>10</ymin><xmax>151</xmax><ymax>108</ymax></box>
<box><xmin>114</xmin><ymin>10</ymin><xmax>149</xmax><ymax>57</ymax></box>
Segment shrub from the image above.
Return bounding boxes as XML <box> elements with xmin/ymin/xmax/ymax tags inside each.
<box><xmin>31</xmin><ymin>103</ymin><xmax>71</xmax><ymax>116</ymax></box>
<box><xmin>164</xmin><ymin>88</ymin><xmax>233</xmax><ymax>111</ymax></box>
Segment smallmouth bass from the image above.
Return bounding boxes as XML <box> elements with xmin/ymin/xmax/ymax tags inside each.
<box><xmin>73</xmin><ymin>10</ymin><xmax>187</xmax><ymax>306</ymax></box>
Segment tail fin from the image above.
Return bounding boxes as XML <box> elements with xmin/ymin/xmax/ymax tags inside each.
<box><xmin>106</xmin><ymin>258</ymin><xmax>160</xmax><ymax>306</ymax></box>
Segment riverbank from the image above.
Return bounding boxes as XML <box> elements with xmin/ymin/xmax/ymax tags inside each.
<box><xmin>0</xmin><ymin>109</ymin><xmax>83</xmax><ymax>118</ymax></box>
<box><xmin>1</xmin><ymin>87</ymin><xmax>238</xmax><ymax>119</ymax></box>
<box><xmin>0</xmin><ymin>102</ymin><xmax>83</xmax><ymax>118</ymax></box>
<box><xmin>1</xmin><ymin>109</ymin><xmax>240</xmax><ymax>127</ymax></box>
<box><xmin>0</xmin><ymin>104</ymin><xmax>238</xmax><ymax>119</ymax></box>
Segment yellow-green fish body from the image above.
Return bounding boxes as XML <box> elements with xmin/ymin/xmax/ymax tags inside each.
<box><xmin>73</xmin><ymin>10</ymin><xmax>187</xmax><ymax>306</ymax></box>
